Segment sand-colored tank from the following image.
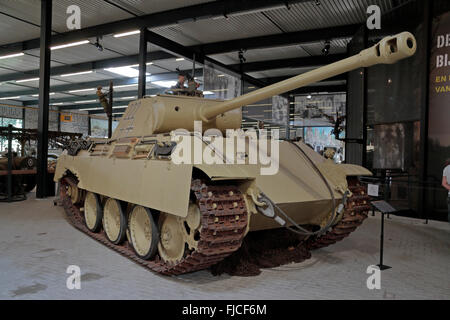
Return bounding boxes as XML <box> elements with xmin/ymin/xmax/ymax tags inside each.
<box><xmin>55</xmin><ymin>32</ymin><xmax>416</xmax><ymax>275</ymax></box>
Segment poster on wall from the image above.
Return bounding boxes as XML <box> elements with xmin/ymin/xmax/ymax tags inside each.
<box><xmin>0</xmin><ymin>105</ymin><xmax>22</xmax><ymax>119</ymax></box>
<box><xmin>203</xmin><ymin>61</ymin><xmax>241</xmax><ymax>100</ymax></box>
<box><xmin>271</xmin><ymin>95</ymin><xmax>288</xmax><ymax>125</ymax></box>
<box><xmin>373</xmin><ymin>123</ymin><xmax>407</xmax><ymax>170</ymax></box>
<box><xmin>428</xmin><ymin>11</ymin><xmax>450</xmax><ymax>180</ymax></box>
<box><xmin>293</xmin><ymin>93</ymin><xmax>346</xmax><ymax>127</ymax></box>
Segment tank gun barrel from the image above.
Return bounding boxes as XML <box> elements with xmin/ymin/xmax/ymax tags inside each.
<box><xmin>200</xmin><ymin>32</ymin><xmax>416</xmax><ymax>121</ymax></box>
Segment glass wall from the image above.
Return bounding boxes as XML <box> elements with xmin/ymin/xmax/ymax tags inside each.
<box><xmin>0</xmin><ymin>117</ymin><xmax>23</xmax><ymax>153</ymax></box>
<box><xmin>90</xmin><ymin>118</ymin><xmax>119</xmax><ymax>138</ymax></box>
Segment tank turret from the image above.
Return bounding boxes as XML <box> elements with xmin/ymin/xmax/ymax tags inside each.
<box><xmin>113</xmin><ymin>32</ymin><xmax>416</xmax><ymax>139</ymax></box>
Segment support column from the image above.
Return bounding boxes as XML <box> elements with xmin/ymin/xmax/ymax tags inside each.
<box><xmin>419</xmin><ymin>0</ymin><xmax>433</xmax><ymax>219</ymax></box>
<box><xmin>138</xmin><ymin>27</ymin><xmax>148</xmax><ymax>98</ymax></box>
<box><xmin>36</xmin><ymin>0</ymin><xmax>52</xmax><ymax>198</ymax></box>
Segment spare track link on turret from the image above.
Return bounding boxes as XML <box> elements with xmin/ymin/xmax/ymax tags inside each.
<box><xmin>59</xmin><ymin>178</ymin><xmax>248</xmax><ymax>275</ymax></box>
<box><xmin>305</xmin><ymin>177</ymin><xmax>371</xmax><ymax>250</ymax></box>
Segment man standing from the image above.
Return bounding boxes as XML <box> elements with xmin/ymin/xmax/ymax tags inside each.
<box><xmin>172</xmin><ymin>71</ymin><xmax>187</xmax><ymax>90</ymax></box>
<box><xmin>442</xmin><ymin>159</ymin><xmax>450</xmax><ymax>222</ymax></box>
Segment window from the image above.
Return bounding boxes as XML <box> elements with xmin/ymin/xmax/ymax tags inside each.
<box><xmin>0</xmin><ymin>117</ymin><xmax>23</xmax><ymax>152</ymax></box>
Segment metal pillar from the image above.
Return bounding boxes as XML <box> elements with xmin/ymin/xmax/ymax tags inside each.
<box><xmin>419</xmin><ymin>0</ymin><xmax>433</xmax><ymax>220</ymax></box>
<box><xmin>138</xmin><ymin>27</ymin><xmax>148</xmax><ymax>99</ymax></box>
<box><xmin>36</xmin><ymin>0</ymin><xmax>52</xmax><ymax>198</ymax></box>
<box><xmin>7</xmin><ymin>124</ymin><xmax>13</xmax><ymax>202</ymax></box>
<box><xmin>108</xmin><ymin>81</ymin><xmax>113</xmax><ymax>138</ymax></box>
<box><xmin>361</xmin><ymin>27</ymin><xmax>368</xmax><ymax>168</ymax></box>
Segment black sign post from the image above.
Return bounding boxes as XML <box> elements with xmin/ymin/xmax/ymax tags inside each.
<box><xmin>371</xmin><ymin>200</ymin><xmax>396</xmax><ymax>271</ymax></box>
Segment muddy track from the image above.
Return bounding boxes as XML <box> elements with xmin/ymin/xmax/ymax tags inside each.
<box><xmin>305</xmin><ymin>177</ymin><xmax>371</xmax><ymax>250</ymax></box>
<box><xmin>60</xmin><ymin>177</ymin><xmax>248</xmax><ymax>275</ymax></box>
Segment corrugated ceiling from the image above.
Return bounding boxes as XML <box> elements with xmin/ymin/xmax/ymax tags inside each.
<box><xmin>0</xmin><ymin>0</ymin><xmax>405</xmax><ymax>110</ymax></box>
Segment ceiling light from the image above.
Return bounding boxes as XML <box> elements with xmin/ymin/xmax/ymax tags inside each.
<box><xmin>0</xmin><ymin>96</ymin><xmax>20</xmax><ymax>100</ymax></box>
<box><xmin>104</xmin><ymin>66</ymin><xmax>139</xmax><ymax>78</ymax></box>
<box><xmin>80</xmin><ymin>105</ymin><xmax>128</xmax><ymax>111</ymax></box>
<box><xmin>75</xmin><ymin>100</ymin><xmax>97</xmax><ymax>104</ymax></box>
<box><xmin>60</xmin><ymin>70</ymin><xmax>93</xmax><ymax>77</ymax></box>
<box><xmin>16</xmin><ymin>77</ymin><xmax>39</xmax><ymax>83</ymax></box>
<box><xmin>0</xmin><ymin>53</ymin><xmax>24</xmax><ymax>60</ymax></box>
<box><xmin>203</xmin><ymin>91</ymin><xmax>214</xmax><ymax>95</ymax></box>
<box><xmin>152</xmin><ymin>80</ymin><xmax>177</xmax><ymax>88</ymax></box>
<box><xmin>146</xmin><ymin>62</ymin><xmax>153</xmax><ymax>65</ymax></box>
<box><xmin>175</xmin><ymin>58</ymin><xmax>185</xmax><ymax>61</ymax></box>
<box><xmin>217</xmin><ymin>74</ymin><xmax>225</xmax><ymax>77</ymax></box>
<box><xmin>51</xmin><ymin>102</ymin><xmax>64</xmax><ymax>105</ymax></box>
<box><xmin>322</xmin><ymin>40</ymin><xmax>331</xmax><ymax>56</ymax></box>
<box><xmin>113</xmin><ymin>30</ymin><xmax>140</xmax><ymax>38</ymax></box>
<box><xmin>114</xmin><ymin>84</ymin><xmax>137</xmax><ymax>89</ymax></box>
<box><xmin>118</xmin><ymin>96</ymin><xmax>136</xmax><ymax>100</ymax></box>
<box><xmin>79</xmin><ymin>107</ymin><xmax>102</xmax><ymax>111</ymax></box>
<box><xmin>31</xmin><ymin>92</ymin><xmax>55</xmax><ymax>97</ymax></box>
<box><xmin>51</xmin><ymin>40</ymin><xmax>90</xmax><ymax>50</ymax></box>
<box><xmin>68</xmin><ymin>88</ymin><xmax>96</xmax><ymax>93</ymax></box>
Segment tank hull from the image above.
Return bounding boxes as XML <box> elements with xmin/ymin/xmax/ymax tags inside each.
<box><xmin>55</xmin><ymin>138</ymin><xmax>371</xmax><ymax>231</ymax></box>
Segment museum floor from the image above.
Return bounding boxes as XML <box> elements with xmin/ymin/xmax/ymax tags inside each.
<box><xmin>0</xmin><ymin>193</ymin><xmax>449</xmax><ymax>300</ymax></box>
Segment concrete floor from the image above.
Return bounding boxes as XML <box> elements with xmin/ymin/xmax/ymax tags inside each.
<box><xmin>0</xmin><ymin>193</ymin><xmax>449</xmax><ymax>300</ymax></box>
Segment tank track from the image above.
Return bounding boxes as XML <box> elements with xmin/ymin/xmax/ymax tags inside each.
<box><xmin>305</xmin><ymin>177</ymin><xmax>371</xmax><ymax>250</ymax></box>
<box><xmin>59</xmin><ymin>177</ymin><xmax>248</xmax><ymax>275</ymax></box>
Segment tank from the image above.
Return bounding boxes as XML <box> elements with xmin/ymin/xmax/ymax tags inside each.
<box><xmin>55</xmin><ymin>32</ymin><xmax>416</xmax><ymax>275</ymax></box>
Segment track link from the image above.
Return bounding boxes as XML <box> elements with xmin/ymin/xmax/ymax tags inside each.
<box><xmin>305</xmin><ymin>177</ymin><xmax>371</xmax><ymax>250</ymax></box>
<box><xmin>60</xmin><ymin>177</ymin><xmax>248</xmax><ymax>275</ymax></box>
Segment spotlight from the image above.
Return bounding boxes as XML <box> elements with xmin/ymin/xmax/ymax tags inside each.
<box><xmin>322</xmin><ymin>40</ymin><xmax>331</xmax><ymax>56</ymax></box>
<box><xmin>95</xmin><ymin>36</ymin><xmax>103</xmax><ymax>52</ymax></box>
<box><xmin>238</xmin><ymin>49</ymin><xmax>246</xmax><ymax>64</ymax></box>
<box><xmin>315</xmin><ymin>0</ymin><xmax>321</xmax><ymax>5</ymax></box>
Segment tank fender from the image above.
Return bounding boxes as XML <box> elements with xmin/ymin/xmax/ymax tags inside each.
<box><xmin>193</xmin><ymin>164</ymin><xmax>256</xmax><ymax>180</ymax></box>
<box><xmin>339</xmin><ymin>164</ymin><xmax>373</xmax><ymax>177</ymax></box>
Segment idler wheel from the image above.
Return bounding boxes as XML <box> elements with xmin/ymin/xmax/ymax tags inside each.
<box><xmin>67</xmin><ymin>184</ymin><xmax>83</xmax><ymax>204</ymax></box>
<box><xmin>84</xmin><ymin>192</ymin><xmax>103</xmax><ymax>232</ymax></box>
<box><xmin>103</xmin><ymin>198</ymin><xmax>127</xmax><ymax>244</ymax></box>
<box><xmin>129</xmin><ymin>206</ymin><xmax>159</xmax><ymax>260</ymax></box>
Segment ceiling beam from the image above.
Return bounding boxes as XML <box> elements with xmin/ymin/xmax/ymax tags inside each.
<box><xmin>145</xmin><ymin>30</ymin><xmax>268</xmax><ymax>89</ymax></box>
<box><xmin>259</xmin><ymin>74</ymin><xmax>347</xmax><ymax>84</ymax></box>
<box><xmin>193</xmin><ymin>24</ymin><xmax>359</xmax><ymax>55</ymax></box>
<box><xmin>89</xmin><ymin>107</ymin><xmax>127</xmax><ymax>115</ymax></box>
<box><xmin>22</xmin><ymin>88</ymin><xmax>163</xmax><ymax>106</ymax></box>
<box><xmin>0</xmin><ymin>51</ymin><xmax>174</xmax><ymax>82</ymax></box>
<box><xmin>230</xmin><ymin>54</ymin><xmax>347</xmax><ymax>72</ymax></box>
<box><xmin>0</xmin><ymin>71</ymin><xmax>193</xmax><ymax>99</ymax></box>
<box><xmin>0</xmin><ymin>0</ymin><xmax>308</xmax><ymax>56</ymax></box>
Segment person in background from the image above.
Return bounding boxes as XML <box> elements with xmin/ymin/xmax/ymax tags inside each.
<box><xmin>442</xmin><ymin>159</ymin><xmax>450</xmax><ymax>222</ymax></box>
<box><xmin>172</xmin><ymin>71</ymin><xmax>187</xmax><ymax>90</ymax></box>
